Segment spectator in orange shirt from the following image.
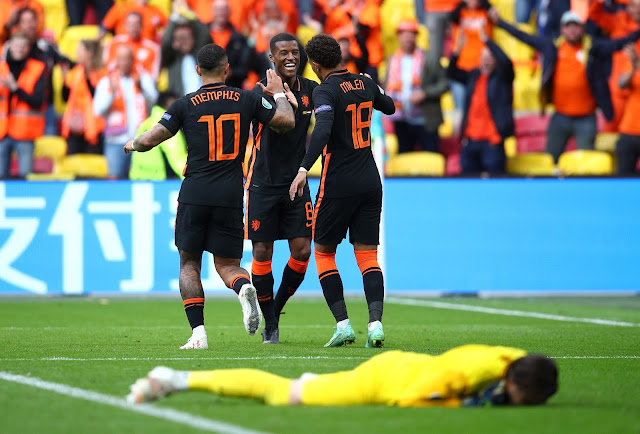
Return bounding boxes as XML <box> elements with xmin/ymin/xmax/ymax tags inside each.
<box><xmin>493</xmin><ymin>9</ymin><xmax>640</xmax><ymax>162</ymax></box>
<box><xmin>0</xmin><ymin>0</ymin><xmax>43</xmax><ymax>43</ymax></box>
<box><xmin>67</xmin><ymin>0</ymin><xmax>113</xmax><ymax>26</ymax></box>
<box><xmin>186</xmin><ymin>0</ymin><xmax>250</xmax><ymax>34</ymax></box>
<box><xmin>387</xmin><ymin>19</ymin><xmax>441</xmax><ymax>153</ymax></box>
<box><xmin>104</xmin><ymin>11</ymin><xmax>161</xmax><ymax>80</ymax></box>
<box><xmin>208</xmin><ymin>0</ymin><xmax>259</xmax><ymax>88</ymax></box>
<box><xmin>449</xmin><ymin>0</ymin><xmax>492</xmax><ymax>108</ymax></box>
<box><xmin>61</xmin><ymin>39</ymin><xmax>107</xmax><ymax>155</ymax></box>
<box><xmin>102</xmin><ymin>0</ymin><xmax>167</xmax><ymax>41</ymax></box>
<box><xmin>334</xmin><ymin>25</ymin><xmax>368</xmax><ymax>74</ymax></box>
<box><xmin>588</xmin><ymin>0</ymin><xmax>640</xmax><ymax>132</ymax></box>
<box><xmin>447</xmin><ymin>29</ymin><xmax>514</xmax><ymax>174</ymax></box>
<box><xmin>616</xmin><ymin>43</ymin><xmax>640</xmax><ymax>174</ymax></box>
<box><xmin>318</xmin><ymin>0</ymin><xmax>383</xmax><ymax>78</ymax></box>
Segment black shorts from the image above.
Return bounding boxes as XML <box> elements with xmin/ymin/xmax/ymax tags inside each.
<box><xmin>246</xmin><ymin>189</ymin><xmax>313</xmax><ymax>242</ymax></box>
<box><xmin>175</xmin><ymin>202</ymin><xmax>244</xmax><ymax>259</ymax></box>
<box><xmin>313</xmin><ymin>188</ymin><xmax>382</xmax><ymax>246</ymax></box>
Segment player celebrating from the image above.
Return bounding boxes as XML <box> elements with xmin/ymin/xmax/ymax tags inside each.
<box><xmin>124</xmin><ymin>43</ymin><xmax>297</xmax><ymax>349</ymax></box>
<box><xmin>245</xmin><ymin>33</ymin><xmax>318</xmax><ymax>344</ymax></box>
<box><xmin>127</xmin><ymin>344</ymin><xmax>559</xmax><ymax>407</ymax></box>
<box><xmin>289</xmin><ymin>34</ymin><xmax>396</xmax><ymax>348</ymax></box>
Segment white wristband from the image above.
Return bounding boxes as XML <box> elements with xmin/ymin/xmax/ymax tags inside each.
<box><xmin>298</xmin><ymin>167</ymin><xmax>308</xmax><ymax>173</ymax></box>
<box><xmin>273</xmin><ymin>92</ymin><xmax>286</xmax><ymax>101</ymax></box>
<box><xmin>130</xmin><ymin>142</ymin><xmax>136</xmax><ymax>152</ymax></box>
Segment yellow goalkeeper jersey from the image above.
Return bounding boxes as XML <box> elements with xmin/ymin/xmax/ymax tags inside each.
<box><xmin>301</xmin><ymin>344</ymin><xmax>527</xmax><ymax>407</ymax></box>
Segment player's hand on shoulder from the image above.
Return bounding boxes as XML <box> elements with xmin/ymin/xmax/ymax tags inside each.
<box><xmin>284</xmin><ymin>82</ymin><xmax>298</xmax><ymax>111</ymax></box>
<box><xmin>257</xmin><ymin>69</ymin><xmax>285</xmax><ymax>97</ymax></box>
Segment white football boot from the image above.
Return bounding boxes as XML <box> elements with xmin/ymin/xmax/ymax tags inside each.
<box><xmin>238</xmin><ymin>283</ymin><xmax>262</xmax><ymax>335</ymax></box>
<box><xmin>180</xmin><ymin>325</ymin><xmax>208</xmax><ymax>349</ymax></box>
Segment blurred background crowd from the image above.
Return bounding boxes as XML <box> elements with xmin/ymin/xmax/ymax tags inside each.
<box><xmin>0</xmin><ymin>0</ymin><xmax>638</xmax><ymax>180</ymax></box>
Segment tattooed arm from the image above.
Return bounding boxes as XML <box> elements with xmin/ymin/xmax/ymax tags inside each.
<box><xmin>124</xmin><ymin>123</ymin><xmax>174</xmax><ymax>154</ymax></box>
<box><xmin>267</xmin><ymin>95</ymin><xmax>296</xmax><ymax>134</ymax></box>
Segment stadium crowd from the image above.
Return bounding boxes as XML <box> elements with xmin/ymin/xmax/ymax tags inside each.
<box><xmin>0</xmin><ymin>0</ymin><xmax>639</xmax><ymax>179</ymax></box>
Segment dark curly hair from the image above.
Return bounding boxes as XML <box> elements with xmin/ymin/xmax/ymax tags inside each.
<box><xmin>305</xmin><ymin>34</ymin><xmax>342</xmax><ymax>69</ymax></box>
<box><xmin>506</xmin><ymin>354</ymin><xmax>558</xmax><ymax>405</ymax></box>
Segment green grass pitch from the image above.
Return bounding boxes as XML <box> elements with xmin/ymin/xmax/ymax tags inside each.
<box><xmin>1</xmin><ymin>295</ymin><xmax>639</xmax><ymax>433</ymax></box>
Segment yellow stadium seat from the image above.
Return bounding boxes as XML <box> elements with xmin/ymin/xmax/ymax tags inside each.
<box><xmin>441</xmin><ymin>91</ymin><xmax>454</xmax><ymax>112</ymax></box>
<box><xmin>39</xmin><ymin>0</ymin><xmax>69</xmax><ymax>42</ymax></box>
<box><xmin>26</xmin><ymin>136</ymin><xmax>74</xmax><ymax>180</ymax></box>
<box><xmin>504</xmin><ymin>136</ymin><xmax>517</xmax><ymax>158</ymax></box>
<box><xmin>58</xmin><ymin>25</ymin><xmax>101</xmax><ymax>61</ymax></box>
<box><xmin>386</xmin><ymin>151</ymin><xmax>445</xmax><ymax>177</ymax></box>
<box><xmin>297</xmin><ymin>25</ymin><xmax>317</xmax><ymax>46</ymax></box>
<box><xmin>506</xmin><ymin>152</ymin><xmax>555</xmax><ymax>176</ymax></box>
<box><xmin>438</xmin><ymin>116</ymin><xmax>454</xmax><ymax>138</ymax></box>
<box><xmin>308</xmin><ymin>158</ymin><xmax>323</xmax><ymax>177</ymax></box>
<box><xmin>385</xmin><ymin>133</ymin><xmax>398</xmax><ymax>157</ymax></box>
<box><xmin>149</xmin><ymin>0</ymin><xmax>171</xmax><ymax>15</ymax></box>
<box><xmin>595</xmin><ymin>132</ymin><xmax>619</xmax><ymax>153</ymax></box>
<box><xmin>61</xmin><ymin>154</ymin><xmax>109</xmax><ymax>179</ymax></box>
<box><xmin>557</xmin><ymin>150</ymin><xmax>614</xmax><ymax>176</ymax></box>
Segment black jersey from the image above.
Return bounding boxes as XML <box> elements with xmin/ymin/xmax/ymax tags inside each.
<box><xmin>159</xmin><ymin>82</ymin><xmax>276</xmax><ymax>207</ymax></box>
<box><xmin>245</xmin><ymin>76</ymin><xmax>318</xmax><ymax>194</ymax></box>
<box><xmin>300</xmin><ymin>70</ymin><xmax>395</xmax><ymax>198</ymax></box>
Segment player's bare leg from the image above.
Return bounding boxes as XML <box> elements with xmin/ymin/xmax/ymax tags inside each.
<box><xmin>178</xmin><ymin>250</ymin><xmax>208</xmax><ymax>349</ymax></box>
<box><xmin>315</xmin><ymin>243</ymin><xmax>355</xmax><ymax>347</ymax></box>
<box><xmin>251</xmin><ymin>241</ymin><xmax>279</xmax><ymax>343</ymax></box>
<box><xmin>214</xmin><ymin>256</ymin><xmax>262</xmax><ymax>335</ymax></box>
<box><xmin>354</xmin><ymin>242</ymin><xmax>384</xmax><ymax>348</ymax></box>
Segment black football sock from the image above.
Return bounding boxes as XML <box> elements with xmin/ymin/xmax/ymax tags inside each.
<box><xmin>274</xmin><ymin>257</ymin><xmax>308</xmax><ymax>318</ymax></box>
<box><xmin>230</xmin><ymin>274</ymin><xmax>251</xmax><ymax>294</ymax></box>
<box><xmin>316</xmin><ymin>250</ymin><xmax>348</xmax><ymax>322</ymax></box>
<box><xmin>183</xmin><ymin>298</ymin><xmax>205</xmax><ymax>329</ymax></box>
<box><xmin>252</xmin><ymin>259</ymin><xmax>277</xmax><ymax>327</ymax></box>
<box><xmin>355</xmin><ymin>250</ymin><xmax>384</xmax><ymax>323</ymax></box>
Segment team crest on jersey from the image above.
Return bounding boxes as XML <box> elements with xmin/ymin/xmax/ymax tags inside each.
<box><xmin>261</xmin><ymin>98</ymin><xmax>273</xmax><ymax>109</ymax></box>
<box><xmin>251</xmin><ymin>219</ymin><xmax>261</xmax><ymax>231</ymax></box>
<box><xmin>301</xmin><ymin>95</ymin><xmax>310</xmax><ymax>107</ymax></box>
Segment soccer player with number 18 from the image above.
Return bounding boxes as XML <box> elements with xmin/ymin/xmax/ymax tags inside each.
<box><xmin>290</xmin><ymin>34</ymin><xmax>396</xmax><ymax>348</ymax></box>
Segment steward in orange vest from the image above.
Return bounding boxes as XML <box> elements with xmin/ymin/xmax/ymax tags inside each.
<box><xmin>0</xmin><ymin>32</ymin><xmax>46</xmax><ymax>178</ymax></box>
<box><xmin>61</xmin><ymin>64</ymin><xmax>106</xmax><ymax>149</ymax></box>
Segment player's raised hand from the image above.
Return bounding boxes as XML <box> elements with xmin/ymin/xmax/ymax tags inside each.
<box><xmin>289</xmin><ymin>170</ymin><xmax>307</xmax><ymax>201</ymax></box>
<box><xmin>257</xmin><ymin>69</ymin><xmax>285</xmax><ymax>97</ymax></box>
<box><xmin>283</xmin><ymin>82</ymin><xmax>298</xmax><ymax>110</ymax></box>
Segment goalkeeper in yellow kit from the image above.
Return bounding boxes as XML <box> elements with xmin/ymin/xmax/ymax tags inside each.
<box><xmin>127</xmin><ymin>344</ymin><xmax>558</xmax><ymax>407</ymax></box>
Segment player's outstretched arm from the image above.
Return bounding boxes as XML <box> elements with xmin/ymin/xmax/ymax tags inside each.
<box><xmin>124</xmin><ymin>123</ymin><xmax>174</xmax><ymax>154</ymax></box>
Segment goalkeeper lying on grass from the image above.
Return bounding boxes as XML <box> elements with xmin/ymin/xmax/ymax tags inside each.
<box><xmin>127</xmin><ymin>344</ymin><xmax>558</xmax><ymax>407</ymax></box>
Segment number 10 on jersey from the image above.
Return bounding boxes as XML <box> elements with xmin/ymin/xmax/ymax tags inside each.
<box><xmin>346</xmin><ymin>101</ymin><xmax>373</xmax><ymax>149</ymax></box>
<box><xmin>198</xmin><ymin>114</ymin><xmax>241</xmax><ymax>161</ymax></box>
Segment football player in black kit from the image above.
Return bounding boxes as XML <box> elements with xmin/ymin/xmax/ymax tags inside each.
<box><xmin>290</xmin><ymin>34</ymin><xmax>396</xmax><ymax>348</ymax></box>
<box><xmin>245</xmin><ymin>33</ymin><xmax>318</xmax><ymax>344</ymax></box>
<box><xmin>124</xmin><ymin>43</ymin><xmax>297</xmax><ymax>349</ymax></box>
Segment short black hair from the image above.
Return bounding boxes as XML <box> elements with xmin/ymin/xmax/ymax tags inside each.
<box><xmin>157</xmin><ymin>91</ymin><xmax>179</xmax><ymax>109</ymax></box>
<box><xmin>507</xmin><ymin>355</ymin><xmax>558</xmax><ymax>405</ymax></box>
<box><xmin>269</xmin><ymin>33</ymin><xmax>298</xmax><ymax>53</ymax></box>
<box><xmin>197</xmin><ymin>43</ymin><xmax>228</xmax><ymax>75</ymax></box>
<box><xmin>305</xmin><ymin>34</ymin><xmax>342</xmax><ymax>69</ymax></box>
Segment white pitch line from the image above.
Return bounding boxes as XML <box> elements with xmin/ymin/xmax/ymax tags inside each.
<box><xmin>0</xmin><ymin>325</ymin><xmax>329</xmax><ymax>331</ymax></box>
<box><xmin>0</xmin><ymin>372</ymin><xmax>269</xmax><ymax>434</ymax></box>
<box><xmin>386</xmin><ymin>297</ymin><xmax>640</xmax><ymax>327</ymax></box>
<box><xmin>0</xmin><ymin>356</ymin><xmax>370</xmax><ymax>362</ymax></box>
<box><xmin>0</xmin><ymin>355</ymin><xmax>637</xmax><ymax>362</ymax></box>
